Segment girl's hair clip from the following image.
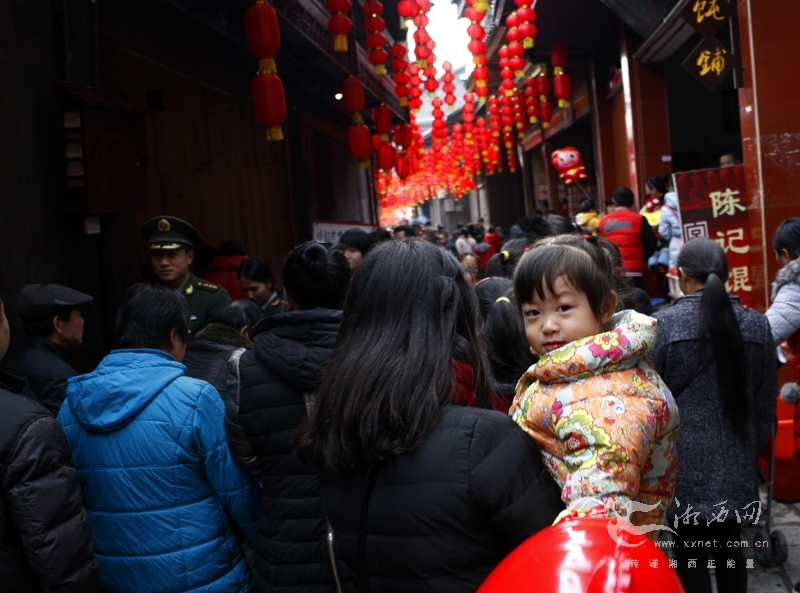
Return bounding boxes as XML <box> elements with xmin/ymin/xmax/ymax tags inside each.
<box><xmin>523</xmin><ymin>247</ymin><xmax>531</xmax><ymax>252</ymax></box>
<box><xmin>581</xmin><ymin>234</ymin><xmax>591</xmax><ymax>241</ymax></box>
<box><xmin>495</xmin><ymin>296</ymin><xmax>511</xmax><ymax>304</ymax></box>
<box><xmin>501</xmin><ymin>250</ymin><xmax>510</xmax><ymax>261</ymax></box>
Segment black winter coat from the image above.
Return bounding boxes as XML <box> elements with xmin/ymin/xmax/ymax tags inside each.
<box><xmin>228</xmin><ymin>310</ymin><xmax>344</xmax><ymax>593</ymax></box>
<box><xmin>0</xmin><ymin>372</ymin><xmax>100</xmax><ymax>592</ymax></box>
<box><xmin>183</xmin><ymin>322</ymin><xmax>253</xmax><ymax>399</ymax></box>
<box><xmin>650</xmin><ymin>293</ymin><xmax>777</xmax><ymax>518</ymax></box>
<box><xmin>6</xmin><ymin>336</ymin><xmax>76</xmax><ymax>415</ymax></box>
<box><xmin>320</xmin><ymin>405</ymin><xmax>565</xmax><ymax>593</ymax></box>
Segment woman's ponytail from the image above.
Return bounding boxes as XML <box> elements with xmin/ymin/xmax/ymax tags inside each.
<box><xmin>677</xmin><ymin>239</ymin><xmax>749</xmax><ymax>437</ymax></box>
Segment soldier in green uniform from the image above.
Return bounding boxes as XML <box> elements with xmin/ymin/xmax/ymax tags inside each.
<box><xmin>141</xmin><ymin>216</ymin><xmax>231</xmax><ymax>336</ymax></box>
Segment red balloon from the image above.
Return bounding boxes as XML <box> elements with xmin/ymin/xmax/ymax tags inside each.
<box><xmin>477</xmin><ymin>512</ymin><xmax>685</xmax><ymax>593</ymax></box>
<box><xmin>551</xmin><ymin>146</ymin><xmax>588</xmax><ymax>184</ymax></box>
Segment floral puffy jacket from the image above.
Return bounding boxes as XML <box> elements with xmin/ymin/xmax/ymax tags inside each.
<box><xmin>510</xmin><ymin>310</ymin><xmax>679</xmax><ymax>528</ymax></box>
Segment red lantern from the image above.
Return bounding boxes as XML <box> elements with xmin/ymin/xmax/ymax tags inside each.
<box><xmin>252</xmin><ymin>73</ymin><xmax>286</xmax><ymax>141</ymax></box>
<box><xmin>348</xmin><ymin>124</ymin><xmax>372</xmax><ymax>166</ymax></box>
<box><xmin>395</xmin><ymin>153</ymin><xmax>410</xmax><ymax>179</ymax></box>
<box><xmin>394</xmin><ymin>124</ymin><xmax>413</xmax><ymax>148</ymax></box>
<box><xmin>326</xmin><ymin>0</ymin><xmax>352</xmax><ymax>52</ymax></box>
<box><xmin>396</xmin><ymin>0</ymin><xmax>419</xmax><ymax>27</ymax></box>
<box><xmin>378</xmin><ymin>142</ymin><xmax>395</xmax><ymax>171</ymax></box>
<box><xmin>551</xmin><ymin>41</ymin><xmax>571</xmax><ymax>108</ymax></box>
<box><xmin>374</xmin><ymin>104</ymin><xmax>392</xmax><ymax>141</ymax></box>
<box><xmin>342</xmin><ymin>76</ymin><xmax>365</xmax><ymax>122</ymax></box>
<box><xmin>554</xmin><ymin>73</ymin><xmax>572</xmax><ymax>108</ymax></box>
<box><xmin>244</xmin><ymin>2</ymin><xmax>280</xmax><ymax>74</ymax></box>
<box><xmin>539</xmin><ymin>98</ymin><xmax>553</xmax><ymax>128</ymax></box>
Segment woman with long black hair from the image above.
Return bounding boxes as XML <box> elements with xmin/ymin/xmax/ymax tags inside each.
<box><xmin>295</xmin><ymin>239</ymin><xmax>563</xmax><ymax>593</ymax></box>
<box><xmin>649</xmin><ymin>238</ymin><xmax>776</xmax><ymax>593</ymax></box>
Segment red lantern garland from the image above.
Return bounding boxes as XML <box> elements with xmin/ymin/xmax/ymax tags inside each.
<box><xmin>364</xmin><ymin>1</ymin><xmax>388</xmax><ymax>74</ymax></box>
<box><xmin>538</xmin><ymin>72</ymin><xmax>553</xmax><ymax>128</ymax></box>
<box><xmin>342</xmin><ymin>76</ymin><xmax>371</xmax><ymax>166</ymax></box>
<box><xmin>498</xmin><ymin>46</ymin><xmax>516</xmax><ymax>98</ymax></box>
<box><xmin>373</xmin><ymin>104</ymin><xmax>392</xmax><ymax>142</ymax></box>
<box><xmin>515</xmin><ymin>0</ymin><xmax>537</xmax><ymax>48</ymax></box>
<box><xmin>524</xmin><ymin>76</ymin><xmax>539</xmax><ymax>124</ymax></box>
<box><xmin>407</xmin><ymin>62</ymin><xmax>423</xmax><ymax>113</ymax></box>
<box><xmin>245</xmin><ymin>1</ymin><xmax>285</xmax><ymax>141</ymax></box>
<box><xmin>397</xmin><ymin>0</ymin><xmax>419</xmax><ymax>29</ymax></box>
<box><xmin>326</xmin><ymin>0</ymin><xmax>352</xmax><ymax>52</ymax></box>
<box><xmin>413</xmin><ymin>0</ymin><xmax>432</xmax><ymax>67</ymax></box>
<box><xmin>390</xmin><ymin>43</ymin><xmax>410</xmax><ymax>107</ymax></box>
<box><xmin>442</xmin><ymin>61</ymin><xmax>456</xmax><ymax>109</ymax></box>
<box><xmin>551</xmin><ymin>41</ymin><xmax>571</xmax><ymax>108</ymax></box>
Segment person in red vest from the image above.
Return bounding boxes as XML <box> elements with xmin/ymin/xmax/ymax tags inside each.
<box><xmin>598</xmin><ymin>187</ymin><xmax>657</xmax><ymax>290</ymax></box>
<box><xmin>201</xmin><ymin>240</ymin><xmax>248</xmax><ymax>300</ymax></box>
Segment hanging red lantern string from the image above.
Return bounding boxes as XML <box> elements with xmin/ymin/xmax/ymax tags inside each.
<box><xmin>390</xmin><ymin>43</ymin><xmax>410</xmax><ymax>107</ymax></box>
<box><xmin>498</xmin><ymin>46</ymin><xmax>517</xmax><ymax>98</ymax></box>
<box><xmin>551</xmin><ymin>41</ymin><xmax>571</xmax><ymax>108</ymax></box>
<box><xmin>364</xmin><ymin>1</ymin><xmax>388</xmax><ymax>74</ymax></box>
<box><xmin>501</xmin><ymin>94</ymin><xmax>514</xmax><ymax>137</ymax></box>
<box><xmin>397</xmin><ymin>0</ymin><xmax>419</xmax><ymax>29</ymax></box>
<box><xmin>538</xmin><ymin>72</ymin><xmax>553</xmax><ymax>128</ymax></box>
<box><xmin>422</xmin><ymin>36</ymin><xmax>438</xmax><ymax>98</ymax></box>
<box><xmin>462</xmin><ymin>91</ymin><xmax>476</xmax><ymax>138</ymax></box>
<box><xmin>342</xmin><ymin>76</ymin><xmax>365</xmax><ymax>123</ymax></box>
<box><xmin>245</xmin><ymin>1</ymin><xmax>286</xmax><ymax>141</ymax></box>
<box><xmin>373</xmin><ymin>104</ymin><xmax>392</xmax><ymax>142</ymax></box>
<box><xmin>349</xmin><ymin>124</ymin><xmax>372</xmax><ymax>167</ymax></box>
<box><xmin>515</xmin><ymin>0</ymin><xmax>537</xmax><ymax>49</ymax></box>
<box><xmin>326</xmin><ymin>0</ymin><xmax>352</xmax><ymax>52</ymax></box>
<box><xmin>441</xmin><ymin>61</ymin><xmax>456</xmax><ymax>110</ymax></box>
<box><xmin>413</xmin><ymin>0</ymin><xmax>432</xmax><ymax>68</ymax></box>
<box><xmin>342</xmin><ymin>76</ymin><xmax>371</xmax><ymax>165</ymax></box>
<box><xmin>524</xmin><ymin>76</ymin><xmax>540</xmax><ymax>124</ymax></box>
<box><xmin>513</xmin><ymin>89</ymin><xmax>527</xmax><ymax>138</ymax></box>
<box><xmin>505</xmin><ymin>13</ymin><xmax>527</xmax><ymax>78</ymax></box>
<box><xmin>407</xmin><ymin>62</ymin><xmax>423</xmax><ymax>113</ymax></box>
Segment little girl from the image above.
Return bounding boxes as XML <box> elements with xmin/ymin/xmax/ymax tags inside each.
<box><xmin>509</xmin><ymin>234</ymin><xmax>679</xmax><ymax>528</ymax></box>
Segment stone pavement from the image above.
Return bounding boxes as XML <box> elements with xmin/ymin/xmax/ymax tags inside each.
<box><xmin>737</xmin><ymin>484</ymin><xmax>799</xmax><ymax>593</ymax></box>
<box><xmin>661</xmin><ymin>484</ymin><xmax>800</xmax><ymax>592</ymax></box>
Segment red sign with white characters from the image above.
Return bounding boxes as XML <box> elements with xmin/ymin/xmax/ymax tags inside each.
<box><xmin>672</xmin><ymin>165</ymin><xmax>753</xmax><ymax>307</ymax></box>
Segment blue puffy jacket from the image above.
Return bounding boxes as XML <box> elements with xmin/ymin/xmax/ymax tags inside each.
<box><xmin>58</xmin><ymin>349</ymin><xmax>259</xmax><ymax>593</ymax></box>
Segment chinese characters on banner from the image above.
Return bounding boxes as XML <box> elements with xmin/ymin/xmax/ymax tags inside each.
<box><xmin>673</xmin><ymin>165</ymin><xmax>753</xmax><ymax>307</ymax></box>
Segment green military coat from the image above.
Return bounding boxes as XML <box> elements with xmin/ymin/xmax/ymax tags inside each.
<box><xmin>179</xmin><ymin>273</ymin><xmax>231</xmax><ymax>336</ymax></box>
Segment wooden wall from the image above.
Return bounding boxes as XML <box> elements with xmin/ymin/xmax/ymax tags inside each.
<box><xmin>111</xmin><ymin>48</ymin><xmax>296</xmax><ymax>282</ymax></box>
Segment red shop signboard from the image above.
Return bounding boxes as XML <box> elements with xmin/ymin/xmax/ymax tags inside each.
<box><xmin>672</xmin><ymin>165</ymin><xmax>753</xmax><ymax>307</ymax></box>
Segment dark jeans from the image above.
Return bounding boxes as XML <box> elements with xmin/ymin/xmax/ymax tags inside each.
<box><xmin>671</xmin><ymin>520</ymin><xmax>747</xmax><ymax>593</ymax></box>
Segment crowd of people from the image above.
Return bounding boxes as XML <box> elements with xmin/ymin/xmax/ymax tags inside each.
<box><xmin>1</xmin><ymin>203</ymin><xmax>799</xmax><ymax>593</ymax></box>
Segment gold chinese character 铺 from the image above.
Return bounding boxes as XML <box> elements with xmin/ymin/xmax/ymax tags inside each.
<box><xmin>697</xmin><ymin>47</ymin><xmax>727</xmax><ymax>76</ymax></box>
<box><xmin>709</xmin><ymin>188</ymin><xmax>745</xmax><ymax>218</ymax></box>
<box><xmin>693</xmin><ymin>0</ymin><xmax>724</xmax><ymax>23</ymax></box>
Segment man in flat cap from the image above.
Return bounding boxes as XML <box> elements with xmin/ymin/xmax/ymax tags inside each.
<box><xmin>142</xmin><ymin>215</ymin><xmax>230</xmax><ymax>336</ymax></box>
<box><xmin>5</xmin><ymin>283</ymin><xmax>93</xmax><ymax>415</ymax></box>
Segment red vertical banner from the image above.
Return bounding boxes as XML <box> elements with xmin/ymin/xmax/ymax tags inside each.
<box><xmin>673</xmin><ymin>165</ymin><xmax>753</xmax><ymax>307</ymax></box>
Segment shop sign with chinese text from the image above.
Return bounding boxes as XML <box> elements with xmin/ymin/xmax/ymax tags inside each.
<box><xmin>673</xmin><ymin>165</ymin><xmax>753</xmax><ymax>306</ymax></box>
<box><xmin>682</xmin><ymin>36</ymin><xmax>733</xmax><ymax>91</ymax></box>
